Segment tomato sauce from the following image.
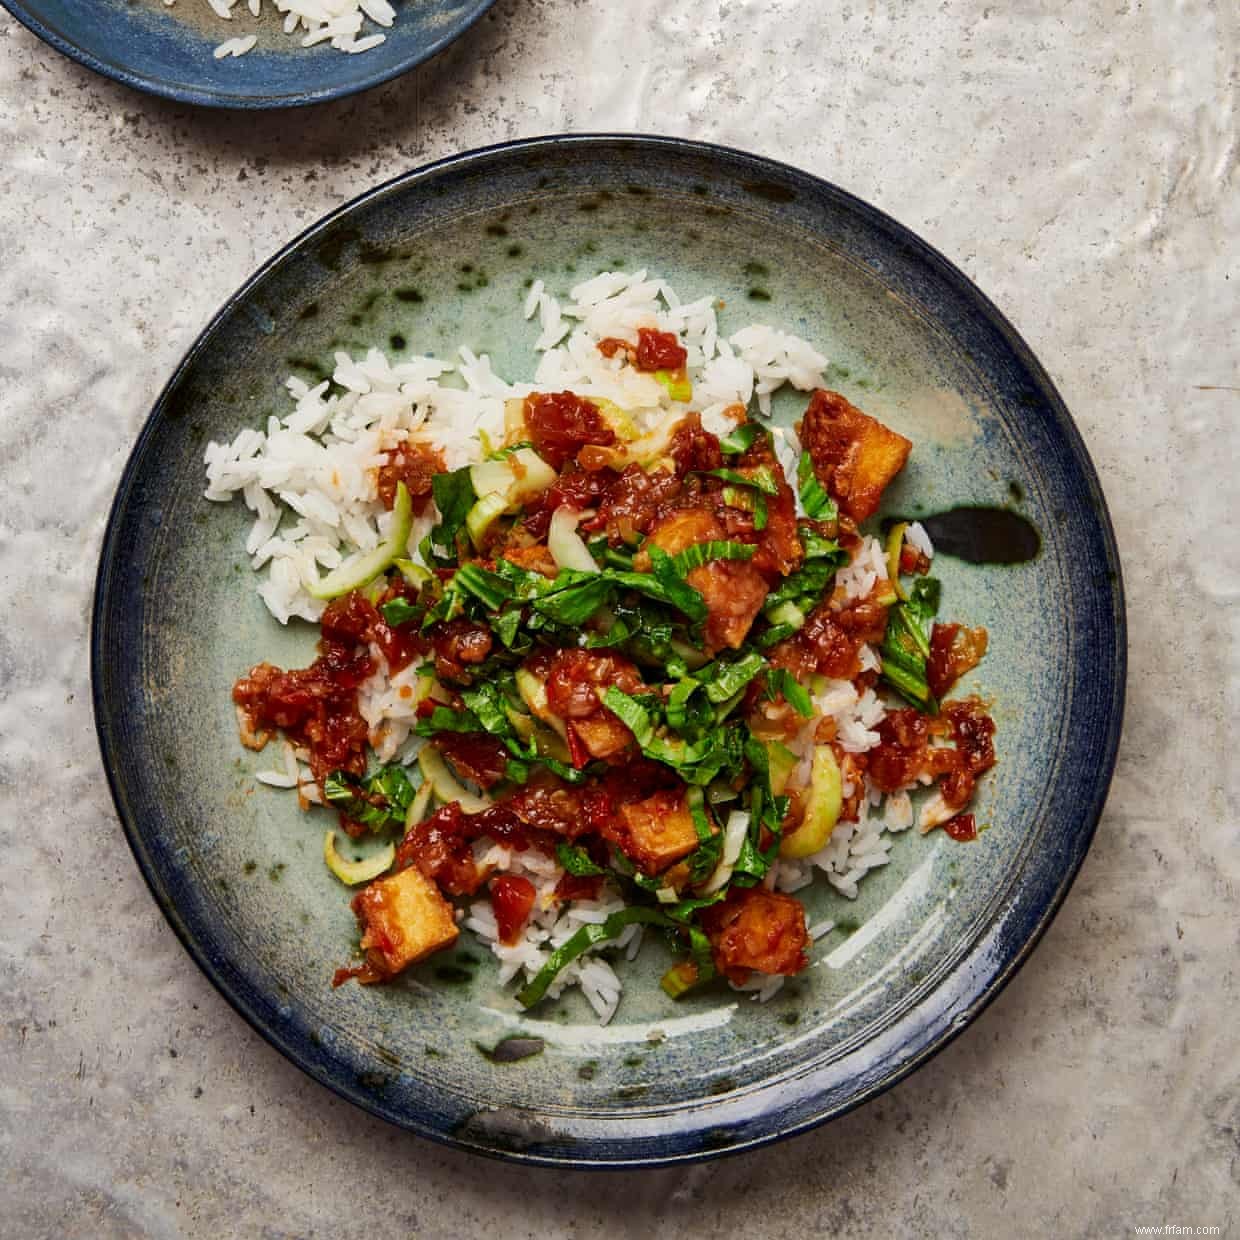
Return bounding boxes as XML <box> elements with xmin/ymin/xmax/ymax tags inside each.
<box><xmin>943</xmin><ymin>813</ymin><xmax>978</xmax><ymax>842</ymax></box>
<box><xmin>597</xmin><ymin>327</ymin><xmax>688</xmax><ymax>373</ymax></box>
<box><xmin>523</xmin><ymin>467</ymin><xmax>618</xmax><ymax>539</ymax></box>
<box><xmin>432</xmin><ymin>732</ymin><xmax>511</xmax><ymax>789</ymax></box>
<box><xmin>232</xmin><ymin>591</ymin><xmax>381</xmax><ymax>790</ymax></box>
<box><xmin>927</xmin><ymin>623</ymin><xmax>989</xmax><ymax>699</ymax></box>
<box><xmin>376</xmin><ymin>441</ymin><xmax>445</xmax><ymax>513</ymax></box>
<box><xmin>490</xmin><ymin>875</ymin><xmax>537</xmax><ymax>943</ymax></box>
<box><xmin>635</xmin><ymin>327</ymin><xmax>688</xmax><ymax>372</ymax></box>
<box><xmin>523</xmin><ymin>391</ymin><xmax>616</xmax><ymax>469</ymax></box>
<box><xmin>428</xmin><ymin>618</ymin><xmax>493</xmax><ymax>684</ymax></box>
<box><xmin>584</xmin><ymin>463</ymin><xmax>683</xmax><ymax>545</ymax></box>
<box><xmin>669</xmin><ymin>413</ymin><xmax>723</xmax><ymax>474</ymax></box>
<box><xmin>396</xmin><ymin>802</ymin><xmax>540</xmax><ymax>896</ymax></box>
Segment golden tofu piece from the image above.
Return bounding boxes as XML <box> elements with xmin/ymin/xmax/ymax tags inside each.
<box><xmin>646</xmin><ymin>507</ymin><xmax>723</xmax><ymax>556</ymax></box>
<box><xmin>799</xmin><ymin>389</ymin><xmax>912</xmax><ymax>521</ymax></box>
<box><xmin>351</xmin><ymin>866</ymin><xmax>459</xmax><ymax>981</ymax></box>
<box><xmin>570</xmin><ymin>714</ymin><xmax>634</xmax><ymax>761</ymax></box>
<box><xmin>688</xmin><ymin>558</ymin><xmax>771</xmax><ymax>651</ymax></box>
<box><xmin>613</xmin><ymin>789</ymin><xmax>703</xmax><ymax>876</ymax></box>
<box><xmin>642</xmin><ymin>506</ymin><xmax>771</xmax><ymax>651</ymax></box>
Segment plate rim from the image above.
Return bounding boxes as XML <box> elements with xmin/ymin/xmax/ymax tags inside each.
<box><xmin>0</xmin><ymin>0</ymin><xmax>495</xmax><ymax>109</ymax></box>
<box><xmin>91</xmin><ymin>132</ymin><xmax>1127</xmax><ymax>1167</ymax></box>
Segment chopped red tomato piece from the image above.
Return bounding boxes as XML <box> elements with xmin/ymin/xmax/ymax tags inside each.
<box><xmin>491</xmin><ymin>875</ymin><xmax>537</xmax><ymax>943</ymax></box>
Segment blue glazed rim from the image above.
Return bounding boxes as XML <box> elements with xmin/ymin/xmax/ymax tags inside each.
<box><xmin>0</xmin><ymin>0</ymin><xmax>495</xmax><ymax>109</ymax></box>
<box><xmin>92</xmin><ymin>134</ymin><xmax>1127</xmax><ymax>1167</ymax></box>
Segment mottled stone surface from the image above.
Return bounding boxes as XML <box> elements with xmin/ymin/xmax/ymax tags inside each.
<box><xmin>1</xmin><ymin>1</ymin><xmax>1236</xmax><ymax>1235</ymax></box>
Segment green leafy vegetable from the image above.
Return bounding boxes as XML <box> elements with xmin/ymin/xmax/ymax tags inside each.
<box><xmin>380</xmin><ymin>596</ymin><xmax>421</xmax><ymax>627</ymax></box>
<box><xmin>718</xmin><ymin>422</ymin><xmax>763</xmax><ymax>454</ymax></box>
<box><xmin>414</xmin><ymin>706</ymin><xmax>484</xmax><ymax>736</ymax></box>
<box><xmin>517</xmin><ymin>908</ymin><xmax>689</xmax><ymax>1008</ymax></box>
<box><xmin>798</xmin><ymin>525</ymin><xmax>845</xmax><ymax>561</ymax></box>
<box><xmin>646</xmin><ymin>546</ymin><xmax>710</xmax><ymax>621</ymax></box>
<box><xmin>323</xmin><ymin>765</ymin><xmax>416</xmax><ymax>831</ymax></box>
<box><xmin>765</xmin><ymin>667</ymin><xmax>814</xmax><ymax>718</ymax></box>
<box><xmin>760</xmin><ymin>532</ymin><xmax>847</xmax><ymax>630</ymax></box>
<box><xmin>755</xmin><ymin>622</ymin><xmax>799</xmax><ymax>649</ymax></box>
<box><xmin>531</xmin><ymin>574</ymin><xmax>612</xmax><ymax>626</ymax></box>
<box><xmin>489</xmin><ymin>607</ymin><xmax>527</xmax><ymax>651</ymax></box>
<box><xmin>703</xmin><ymin>466</ymin><xmax>780</xmax><ymax>495</ymax></box>
<box><xmin>797</xmin><ymin>451</ymin><xmax>837</xmax><ymax>522</ymax></box>
<box><xmin>603</xmin><ymin>687</ymin><xmax>747</xmax><ymax>785</ymax></box>
<box><xmin>491</xmin><ymin>557</ymin><xmax>558</xmax><ymax>600</ymax></box>
<box><xmin>668</xmin><ymin>540</ymin><xmax>756</xmax><ymax>577</ymax></box>
<box><xmin>686</xmin><ymin>787</ymin><xmax>723</xmax><ymax>883</ymax></box>
<box><xmin>460</xmin><ymin>682</ymin><xmax>516</xmax><ymax>738</ymax></box>
<box><xmin>607</xmin><ymin>550</ymin><xmax>708</xmax><ymax>623</ymax></box>
<box><xmin>421</xmin><ymin>468</ymin><xmax>477</xmax><ymax>566</ymax></box>
<box><xmin>701</xmin><ymin>650</ymin><xmax>766</xmax><ymax>704</ymax></box>
<box><xmin>555</xmin><ymin>842</ymin><xmax>608</xmax><ymax>877</ymax></box>
<box><xmin>452</xmin><ymin>564</ymin><xmax>513</xmax><ymax>612</ymax></box>
<box><xmin>666</xmin><ymin>676</ymin><xmax>704</xmax><ymax>732</ymax></box>
<box><xmin>880</xmin><ymin>576</ymin><xmax>941</xmax><ymax>712</ymax></box>
<box><xmin>721</xmin><ymin>484</ymin><xmax>768</xmax><ymax>532</ymax></box>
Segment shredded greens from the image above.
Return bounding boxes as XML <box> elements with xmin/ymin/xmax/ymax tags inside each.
<box><xmin>298</xmin><ymin>389</ymin><xmax>983</xmax><ymax>1016</ymax></box>
<box><xmin>516</xmin><ymin>907</ymin><xmax>715</xmax><ymax>1008</ymax></box>
<box><xmin>323</xmin><ymin>765</ymin><xmax>417</xmax><ymax>832</ymax></box>
<box><xmin>880</xmin><ymin>576</ymin><xmax>941</xmax><ymax>712</ymax></box>
<box><xmin>555</xmin><ymin>842</ymin><xmax>609</xmax><ymax>877</ymax></box>
<box><xmin>421</xmin><ymin>467</ymin><xmax>477</xmax><ymax>566</ymax></box>
<box><xmin>797</xmin><ymin>450</ymin><xmax>838</xmax><ymax>522</ymax></box>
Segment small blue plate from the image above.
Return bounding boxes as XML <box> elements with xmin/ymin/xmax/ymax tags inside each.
<box><xmin>92</xmin><ymin>135</ymin><xmax>1126</xmax><ymax>1166</ymax></box>
<box><xmin>0</xmin><ymin>0</ymin><xmax>494</xmax><ymax>108</ymax></box>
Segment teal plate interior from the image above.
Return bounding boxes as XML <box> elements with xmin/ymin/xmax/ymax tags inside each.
<box><xmin>0</xmin><ymin>0</ymin><xmax>493</xmax><ymax>108</ymax></box>
<box><xmin>92</xmin><ymin>135</ymin><xmax>1126</xmax><ymax>1166</ymax></box>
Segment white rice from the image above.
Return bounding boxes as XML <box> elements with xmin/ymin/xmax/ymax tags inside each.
<box><xmin>169</xmin><ymin>0</ymin><xmax>395</xmax><ymax>59</ymax></box>
<box><xmin>462</xmin><ymin>845</ymin><xmax>634</xmax><ymax>1023</ymax></box>
<box><xmin>207</xmin><ymin>269</ymin><xmax>944</xmax><ymax>1019</ymax></box>
<box><xmin>212</xmin><ymin>33</ymin><xmax>257</xmax><ymax>57</ymax></box>
<box><xmin>906</xmin><ymin>520</ymin><xmax>935</xmax><ymax>559</ymax></box>
<box><xmin>203</xmin><ymin>271</ymin><xmax>827</xmax><ymax>632</ymax></box>
<box><xmin>836</xmin><ymin>534</ymin><xmax>889</xmax><ymax>602</ymax></box>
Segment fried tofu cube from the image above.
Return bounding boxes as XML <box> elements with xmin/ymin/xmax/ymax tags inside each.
<box><xmin>700</xmin><ymin>887</ymin><xmax>810</xmax><ymax>983</ymax></box>
<box><xmin>688</xmin><ymin>558</ymin><xmax>771</xmax><ymax>651</ymax></box>
<box><xmin>351</xmin><ymin>866</ymin><xmax>459</xmax><ymax>981</ymax></box>
<box><xmin>646</xmin><ymin>506</ymin><xmax>723</xmax><ymax>556</ymax></box>
<box><xmin>613</xmin><ymin>789</ymin><xmax>703</xmax><ymax>876</ymax></box>
<box><xmin>642</xmin><ymin>507</ymin><xmax>771</xmax><ymax>651</ymax></box>
<box><xmin>799</xmin><ymin>389</ymin><xmax>912</xmax><ymax>521</ymax></box>
<box><xmin>570</xmin><ymin>714</ymin><xmax>634</xmax><ymax>761</ymax></box>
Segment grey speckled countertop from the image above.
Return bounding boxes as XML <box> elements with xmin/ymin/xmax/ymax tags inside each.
<box><xmin>2</xmin><ymin>2</ymin><xmax>1237</xmax><ymax>1236</ymax></box>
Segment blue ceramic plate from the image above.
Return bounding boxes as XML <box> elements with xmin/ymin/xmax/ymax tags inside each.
<box><xmin>0</xmin><ymin>0</ymin><xmax>493</xmax><ymax>108</ymax></box>
<box><xmin>92</xmin><ymin>135</ymin><xmax>1125</xmax><ymax>1166</ymax></box>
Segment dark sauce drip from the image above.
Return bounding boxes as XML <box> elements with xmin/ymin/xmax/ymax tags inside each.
<box><xmin>885</xmin><ymin>506</ymin><xmax>1041</xmax><ymax>565</ymax></box>
<box><xmin>478</xmin><ymin>1036</ymin><xmax>545</xmax><ymax>1064</ymax></box>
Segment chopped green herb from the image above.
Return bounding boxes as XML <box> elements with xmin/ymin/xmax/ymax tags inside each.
<box><xmin>380</xmin><ymin>596</ymin><xmax>420</xmax><ymax>627</ymax></box>
<box><xmin>555</xmin><ymin>842</ymin><xmax>608</xmax><ymax>877</ymax></box>
<box><xmin>702</xmin><ymin>466</ymin><xmax>780</xmax><ymax>495</ymax></box>
<box><xmin>323</xmin><ymin>765</ymin><xmax>416</xmax><ymax>831</ymax></box>
<box><xmin>668</xmin><ymin>540</ymin><xmax>756</xmax><ymax>577</ymax></box>
<box><xmin>797</xmin><ymin>451</ymin><xmax>837</xmax><ymax>521</ymax></box>
<box><xmin>421</xmin><ymin>467</ymin><xmax>477</xmax><ymax>566</ymax></box>
<box><xmin>880</xmin><ymin>577</ymin><xmax>941</xmax><ymax>712</ymax></box>
<box><xmin>718</xmin><ymin>422</ymin><xmax>763</xmax><ymax>454</ymax></box>
<box><xmin>517</xmin><ymin>908</ymin><xmax>705</xmax><ymax>1008</ymax></box>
